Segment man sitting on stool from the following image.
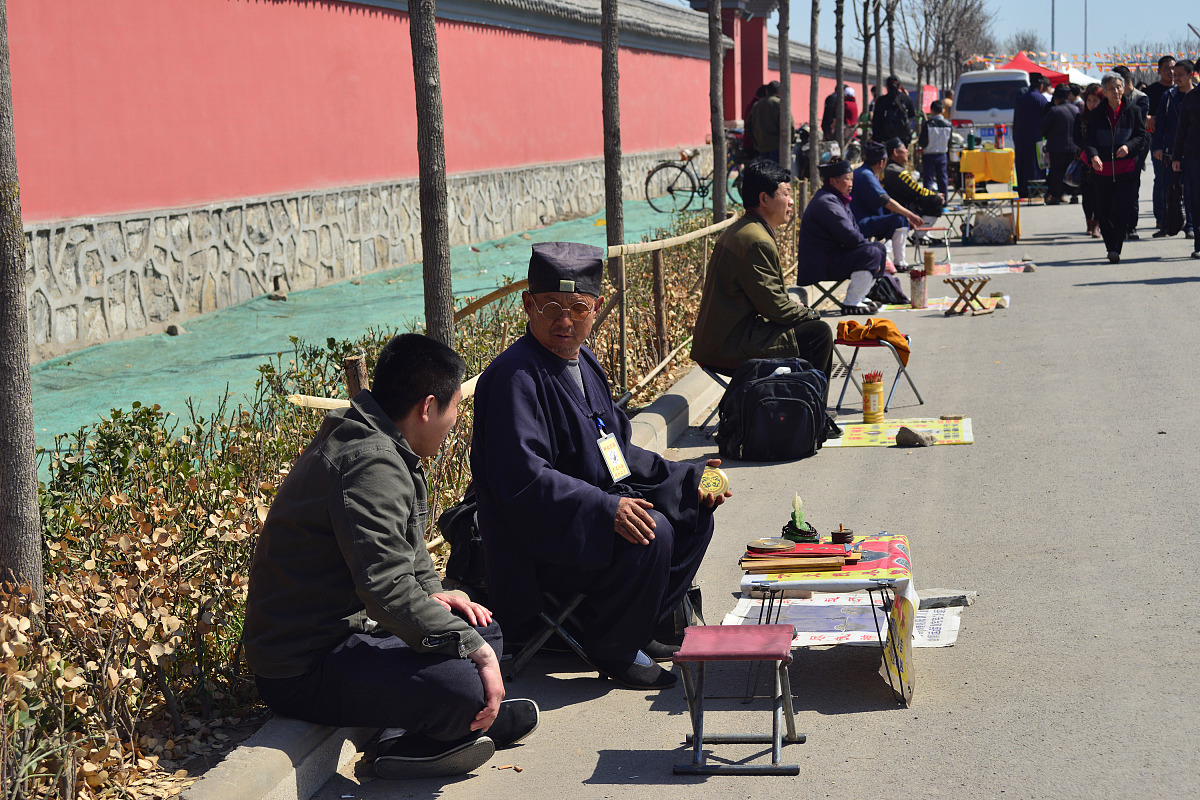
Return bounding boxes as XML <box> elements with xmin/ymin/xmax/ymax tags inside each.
<box><xmin>850</xmin><ymin>141</ymin><xmax>924</xmax><ymax>270</ymax></box>
<box><xmin>472</xmin><ymin>242</ymin><xmax>731</xmax><ymax>691</ymax></box>
<box><xmin>795</xmin><ymin>158</ymin><xmax>894</xmax><ymax>315</ymax></box>
<box><xmin>882</xmin><ymin>137</ymin><xmax>946</xmax><ymax>237</ymax></box>
<box><xmin>690</xmin><ymin>159</ymin><xmax>834</xmax><ymax>399</ymax></box>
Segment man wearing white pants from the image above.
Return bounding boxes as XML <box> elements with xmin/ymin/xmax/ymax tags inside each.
<box><xmin>849</xmin><ymin>141</ymin><xmax>924</xmax><ymax>271</ymax></box>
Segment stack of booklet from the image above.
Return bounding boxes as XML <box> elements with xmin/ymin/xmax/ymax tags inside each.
<box><xmin>738</xmin><ymin>538</ymin><xmax>860</xmax><ymax>574</ymax></box>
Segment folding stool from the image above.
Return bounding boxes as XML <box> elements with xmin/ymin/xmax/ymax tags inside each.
<box><xmin>833</xmin><ymin>335</ymin><xmax>924</xmax><ymax>412</ymax></box>
<box><xmin>697</xmin><ymin>364</ymin><xmax>732</xmax><ymax>429</ymax></box>
<box><xmin>505</xmin><ymin>592</ymin><xmax>590</xmax><ymax>680</ymax></box>
<box><xmin>672</xmin><ymin>624</ymin><xmax>805</xmax><ymax>775</ymax></box>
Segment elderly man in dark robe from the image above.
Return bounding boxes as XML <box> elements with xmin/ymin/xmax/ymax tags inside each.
<box><xmin>796</xmin><ymin>158</ymin><xmax>893</xmax><ymax>314</ymax></box>
<box><xmin>471</xmin><ymin>243</ymin><xmax>729</xmax><ymax>691</ymax></box>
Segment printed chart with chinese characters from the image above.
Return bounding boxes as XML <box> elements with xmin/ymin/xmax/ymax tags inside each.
<box><xmin>736</xmin><ymin>533</ymin><xmax>919</xmax><ymax>704</ymax></box>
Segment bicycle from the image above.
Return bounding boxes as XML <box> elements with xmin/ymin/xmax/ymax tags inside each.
<box><xmin>645</xmin><ymin>133</ymin><xmax>745</xmax><ymax>213</ymax></box>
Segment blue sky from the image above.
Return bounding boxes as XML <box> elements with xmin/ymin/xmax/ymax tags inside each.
<box><xmin>657</xmin><ymin>1</ymin><xmax>1197</xmax><ymax>61</ymax></box>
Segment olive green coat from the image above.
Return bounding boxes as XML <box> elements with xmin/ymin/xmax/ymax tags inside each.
<box><xmin>690</xmin><ymin>213</ymin><xmax>809</xmax><ymax>370</ymax></box>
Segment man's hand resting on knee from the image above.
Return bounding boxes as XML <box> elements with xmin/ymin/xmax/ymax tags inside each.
<box><xmin>430</xmin><ymin>592</ymin><xmax>494</xmax><ymax>627</ymax></box>
<box><xmin>467</xmin><ymin>642</ymin><xmax>504</xmax><ymax>732</ymax></box>
<box><xmin>615</xmin><ymin>496</ymin><xmax>657</xmax><ymax>545</ymax></box>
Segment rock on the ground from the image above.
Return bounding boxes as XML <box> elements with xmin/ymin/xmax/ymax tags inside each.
<box><xmin>895</xmin><ymin>426</ymin><xmax>935</xmax><ymax>447</ymax></box>
<box><xmin>267</xmin><ymin>291</ymin><xmax>288</xmax><ymax>302</ymax></box>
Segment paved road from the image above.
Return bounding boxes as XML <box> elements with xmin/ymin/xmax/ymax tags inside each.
<box><xmin>312</xmin><ymin>183</ymin><xmax>1200</xmax><ymax>799</ymax></box>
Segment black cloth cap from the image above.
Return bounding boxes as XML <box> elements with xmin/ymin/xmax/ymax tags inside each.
<box><xmin>886</xmin><ymin>137</ymin><xmax>905</xmax><ymax>153</ymax></box>
<box><xmin>862</xmin><ymin>141</ymin><xmax>887</xmax><ymax>164</ymax></box>
<box><xmin>528</xmin><ymin>242</ymin><xmax>604</xmax><ymax>296</ymax></box>
<box><xmin>819</xmin><ymin>158</ymin><xmax>853</xmax><ymax>179</ymax></box>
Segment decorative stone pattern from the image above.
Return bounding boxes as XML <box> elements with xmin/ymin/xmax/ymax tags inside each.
<box><xmin>25</xmin><ymin>146</ymin><xmax>710</xmax><ymax>362</ymax></box>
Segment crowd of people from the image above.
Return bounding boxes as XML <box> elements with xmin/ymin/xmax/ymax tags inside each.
<box><xmin>1012</xmin><ymin>57</ymin><xmax>1200</xmax><ymax>262</ymax></box>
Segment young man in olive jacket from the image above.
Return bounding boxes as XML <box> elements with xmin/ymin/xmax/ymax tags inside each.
<box><xmin>690</xmin><ymin>159</ymin><xmax>833</xmax><ymax>396</ymax></box>
<box><xmin>243</xmin><ymin>334</ymin><xmax>538</xmax><ymax>779</ymax></box>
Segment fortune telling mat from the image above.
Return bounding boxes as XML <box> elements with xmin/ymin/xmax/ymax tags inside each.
<box><xmin>822</xmin><ymin>417</ymin><xmax>974</xmax><ymax>448</ymax></box>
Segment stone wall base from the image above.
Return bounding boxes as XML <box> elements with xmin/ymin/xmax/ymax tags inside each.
<box><xmin>25</xmin><ymin>146</ymin><xmax>711</xmax><ymax>363</ymax></box>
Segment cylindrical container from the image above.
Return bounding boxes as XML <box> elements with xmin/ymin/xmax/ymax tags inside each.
<box><xmin>995</xmin><ymin>123</ymin><xmax>1006</xmax><ymax>150</ymax></box>
<box><xmin>863</xmin><ymin>381</ymin><xmax>884</xmax><ymax>423</ymax></box>
<box><xmin>966</xmin><ymin>132</ymin><xmax>976</xmax><ymax>150</ymax></box>
<box><xmin>964</xmin><ymin>173</ymin><xmax>976</xmax><ymax>200</ymax></box>
<box><xmin>910</xmin><ymin>256</ymin><xmax>928</xmax><ymax>310</ymax></box>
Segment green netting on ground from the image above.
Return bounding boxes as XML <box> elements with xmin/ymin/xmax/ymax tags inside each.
<box><xmin>32</xmin><ymin>199</ymin><xmax>682</xmax><ymax>452</ymax></box>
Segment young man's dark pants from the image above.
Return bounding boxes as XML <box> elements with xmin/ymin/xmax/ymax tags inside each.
<box><xmin>256</xmin><ymin>621</ymin><xmax>502</xmax><ymax>742</ymax></box>
<box><xmin>537</xmin><ymin>507</ymin><xmax>715</xmax><ymax>660</ymax></box>
<box><xmin>1094</xmin><ymin>178</ymin><xmax>1139</xmax><ymax>254</ymax></box>
<box><xmin>858</xmin><ymin>212</ymin><xmax>909</xmax><ymax>240</ymax></box>
<box><xmin>1126</xmin><ymin>155</ymin><xmax>1147</xmax><ymax>234</ymax></box>
<box><xmin>1047</xmin><ymin>151</ymin><xmax>1073</xmax><ymax>200</ymax></box>
<box><xmin>1152</xmin><ymin>155</ymin><xmax>1173</xmax><ymax>229</ymax></box>
<box><xmin>922</xmin><ymin>152</ymin><xmax>949</xmax><ymax>196</ymax></box>
<box><xmin>1184</xmin><ymin>159</ymin><xmax>1200</xmax><ymax>250</ymax></box>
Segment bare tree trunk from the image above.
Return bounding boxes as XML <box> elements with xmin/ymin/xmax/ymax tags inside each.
<box><xmin>0</xmin><ymin>3</ymin><xmax>42</xmax><ymax>602</ymax></box>
<box><xmin>409</xmin><ymin>0</ymin><xmax>454</xmax><ymax>347</ymax></box>
<box><xmin>874</xmin><ymin>0</ymin><xmax>883</xmax><ymax>101</ymax></box>
<box><xmin>860</xmin><ymin>0</ymin><xmax>873</xmax><ymax>118</ymax></box>
<box><xmin>887</xmin><ymin>1</ymin><xmax>896</xmax><ymax>75</ymax></box>
<box><xmin>778</xmin><ymin>0</ymin><xmax>792</xmax><ymax>173</ymax></box>
<box><xmin>600</xmin><ymin>0</ymin><xmax>626</xmax><ymax>391</ymax></box>
<box><xmin>808</xmin><ymin>0</ymin><xmax>820</xmax><ymax>190</ymax></box>
<box><xmin>708</xmin><ymin>0</ymin><xmax>726</xmax><ymax>222</ymax></box>
<box><xmin>835</xmin><ymin>0</ymin><xmax>845</xmax><ymax>149</ymax></box>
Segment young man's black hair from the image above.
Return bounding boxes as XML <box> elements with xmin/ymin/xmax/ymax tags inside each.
<box><xmin>372</xmin><ymin>333</ymin><xmax>466</xmax><ymax>422</ymax></box>
<box><xmin>1159</xmin><ymin>54</ymin><xmax>1177</xmax><ymax>69</ymax></box>
<box><xmin>741</xmin><ymin>159</ymin><xmax>792</xmax><ymax>208</ymax></box>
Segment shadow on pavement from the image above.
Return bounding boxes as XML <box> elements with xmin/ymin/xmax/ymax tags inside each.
<box><xmin>1076</xmin><ymin>275</ymin><xmax>1200</xmax><ymax>287</ymax></box>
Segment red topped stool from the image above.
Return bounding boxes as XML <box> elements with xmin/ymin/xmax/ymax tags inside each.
<box><xmin>833</xmin><ymin>335</ymin><xmax>924</xmax><ymax>412</ymax></box>
<box><xmin>672</xmin><ymin>624</ymin><xmax>805</xmax><ymax>775</ymax></box>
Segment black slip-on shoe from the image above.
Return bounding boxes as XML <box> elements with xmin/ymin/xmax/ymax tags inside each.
<box><xmin>594</xmin><ymin>654</ymin><xmax>678</xmax><ymax>690</ymax></box>
<box><xmin>488</xmin><ymin>699</ymin><xmax>540</xmax><ymax>749</ymax></box>
<box><xmin>643</xmin><ymin>639</ymin><xmax>682</xmax><ymax>662</ymax></box>
<box><xmin>374</xmin><ymin>735</ymin><xmax>494</xmax><ymax>779</ymax></box>
<box><xmin>1126</xmin><ymin>231</ymin><xmax>1140</xmax><ymax>241</ymax></box>
<box><xmin>1107</xmin><ymin>251</ymin><xmax>1120</xmax><ymax>264</ymax></box>
<box><xmin>1152</xmin><ymin>229</ymin><xmax>1170</xmax><ymax>238</ymax></box>
<box><xmin>1192</xmin><ymin>250</ymin><xmax>1200</xmax><ymax>259</ymax></box>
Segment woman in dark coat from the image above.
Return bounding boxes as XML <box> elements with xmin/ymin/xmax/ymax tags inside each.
<box><xmin>1082</xmin><ymin>73</ymin><xmax>1149</xmax><ymax>263</ymax></box>
<box><xmin>795</xmin><ymin>158</ymin><xmax>891</xmax><ymax>313</ymax></box>
<box><xmin>1074</xmin><ymin>84</ymin><xmax>1104</xmax><ymax>237</ymax></box>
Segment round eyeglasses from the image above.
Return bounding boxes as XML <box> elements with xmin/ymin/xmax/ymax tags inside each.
<box><xmin>530</xmin><ymin>296</ymin><xmax>595</xmax><ymax>321</ymax></box>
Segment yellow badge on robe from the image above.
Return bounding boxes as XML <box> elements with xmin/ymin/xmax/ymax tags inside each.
<box><xmin>597</xmin><ymin>433</ymin><xmax>631</xmax><ymax>482</ymax></box>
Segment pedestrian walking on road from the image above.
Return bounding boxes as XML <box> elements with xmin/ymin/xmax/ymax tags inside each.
<box><xmin>1083</xmin><ymin>73</ymin><xmax>1148</xmax><ymax>263</ymax></box>
<box><xmin>1075</xmin><ymin>84</ymin><xmax>1104</xmax><ymax>237</ymax></box>
<box><xmin>1172</xmin><ymin>60</ymin><xmax>1200</xmax><ymax>258</ymax></box>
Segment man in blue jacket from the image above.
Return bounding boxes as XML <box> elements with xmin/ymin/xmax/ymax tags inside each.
<box><xmin>1152</xmin><ymin>59</ymin><xmax>1194</xmax><ymax>238</ymax></box>
<box><xmin>1013</xmin><ymin>74</ymin><xmax>1050</xmax><ymax>198</ymax></box>
<box><xmin>849</xmin><ymin>141</ymin><xmax>924</xmax><ymax>270</ymax></box>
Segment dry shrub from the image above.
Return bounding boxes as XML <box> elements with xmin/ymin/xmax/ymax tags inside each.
<box><xmin>3</xmin><ymin>210</ymin><xmax>729</xmax><ymax>797</ymax></box>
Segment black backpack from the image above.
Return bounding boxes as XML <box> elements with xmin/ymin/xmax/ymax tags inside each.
<box><xmin>715</xmin><ymin>358</ymin><xmax>829</xmax><ymax>461</ymax></box>
<box><xmin>437</xmin><ymin>485</ymin><xmax>488</xmax><ymax>592</ymax></box>
<box><xmin>868</xmin><ymin>274</ymin><xmax>911</xmax><ymax>306</ymax></box>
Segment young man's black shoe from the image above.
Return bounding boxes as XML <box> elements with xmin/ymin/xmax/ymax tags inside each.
<box><xmin>374</xmin><ymin>734</ymin><xmax>495</xmax><ymax>779</ymax></box>
<box><xmin>488</xmin><ymin>699</ymin><xmax>540</xmax><ymax>749</ymax></box>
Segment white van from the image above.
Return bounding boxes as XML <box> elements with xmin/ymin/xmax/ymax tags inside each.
<box><xmin>950</xmin><ymin>69</ymin><xmax>1029</xmax><ymax>143</ymax></box>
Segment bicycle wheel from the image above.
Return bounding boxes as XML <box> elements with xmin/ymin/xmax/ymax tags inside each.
<box><xmin>645</xmin><ymin>163</ymin><xmax>698</xmax><ymax>213</ymax></box>
<box><xmin>726</xmin><ymin>160</ymin><xmax>743</xmax><ymax>207</ymax></box>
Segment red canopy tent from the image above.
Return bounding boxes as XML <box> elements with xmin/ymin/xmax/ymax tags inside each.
<box><xmin>998</xmin><ymin>53</ymin><xmax>1069</xmax><ymax>85</ymax></box>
